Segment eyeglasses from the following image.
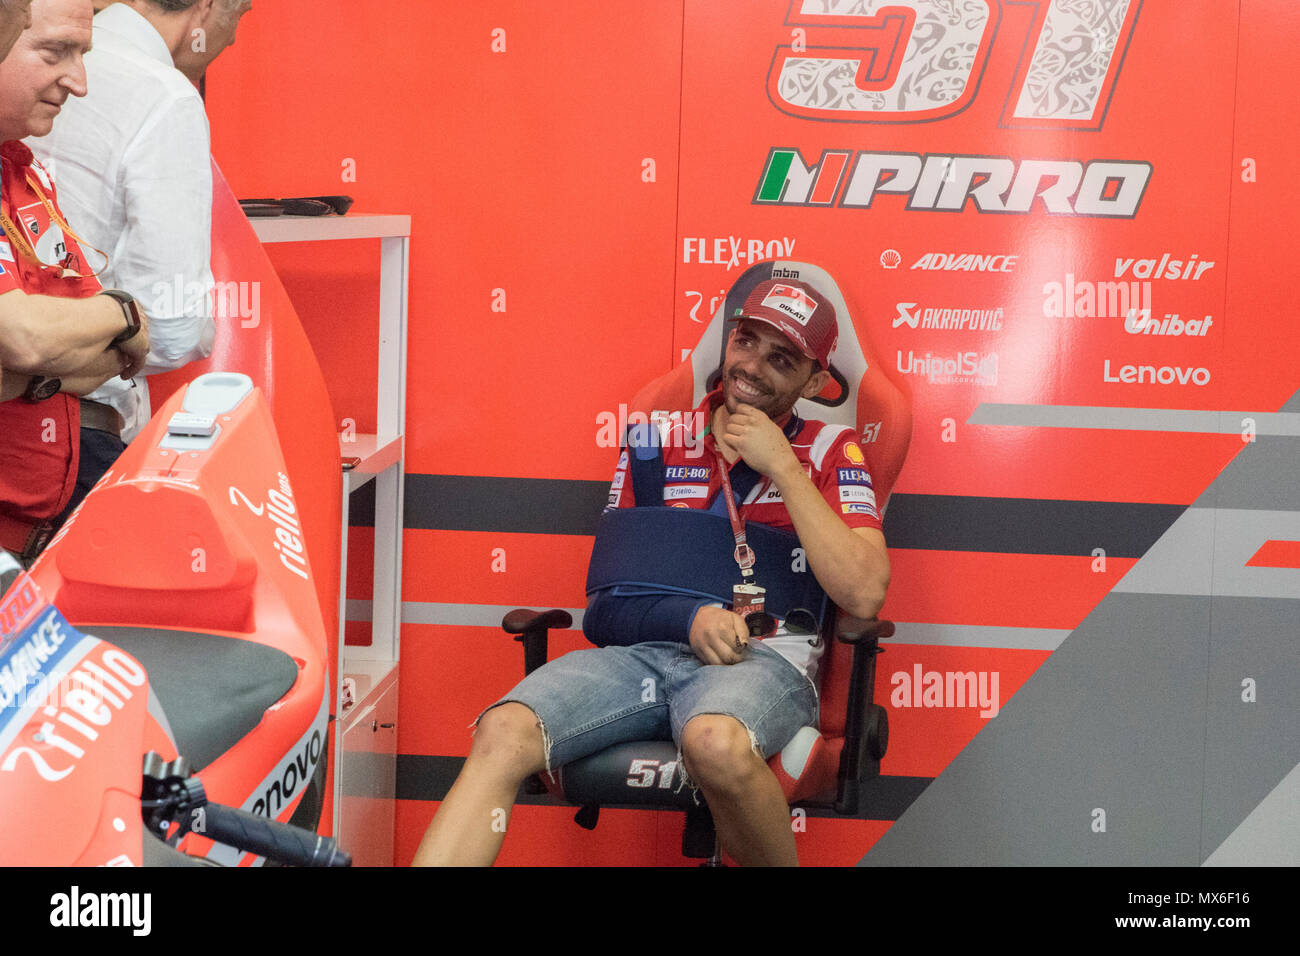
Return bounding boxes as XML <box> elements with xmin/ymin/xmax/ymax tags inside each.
<box><xmin>743</xmin><ymin>607</ymin><xmax>818</xmax><ymax>640</ymax></box>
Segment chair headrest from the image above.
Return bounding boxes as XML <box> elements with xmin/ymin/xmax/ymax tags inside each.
<box><xmin>631</xmin><ymin>261</ymin><xmax>912</xmax><ymax>508</ymax></box>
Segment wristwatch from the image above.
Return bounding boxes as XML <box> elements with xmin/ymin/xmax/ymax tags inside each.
<box><xmin>100</xmin><ymin>289</ymin><xmax>142</xmax><ymax>345</ymax></box>
<box><xmin>23</xmin><ymin>375</ymin><xmax>60</xmax><ymax>402</ymax></box>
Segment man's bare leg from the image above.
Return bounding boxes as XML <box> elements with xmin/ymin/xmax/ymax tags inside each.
<box><xmin>411</xmin><ymin>702</ymin><xmax>546</xmax><ymax>866</ymax></box>
<box><xmin>680</xmin><ymin>714</ymin><xmax>798</xmax><ymax>866</ymax></box>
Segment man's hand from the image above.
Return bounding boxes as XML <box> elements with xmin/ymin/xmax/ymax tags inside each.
<box><xmin>688</xmin><ymin>606</ymin><xmax>750</xmax><ymax>665</ymax></box>
<box><xmin>59</xmin><ymin>348</ymin><xmax>129</xmax><ymax>397</ymax></box>
<box><xmin>115</xmin><ymin>308</ymin><xmax>151</xmax><ymax>379</ymax></box>
<box><xmin>722</xmin><ymin>404</ymin><xmax>802</xmax><ymax>481</ymax></box>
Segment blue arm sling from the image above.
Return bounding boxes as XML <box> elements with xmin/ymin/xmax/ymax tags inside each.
<box><xmin>584</xmin><ymin>422</ymin><xmax>827</xmax><ymax>647</ymax></box>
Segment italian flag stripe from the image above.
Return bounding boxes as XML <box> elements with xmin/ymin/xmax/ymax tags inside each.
<box><xmin>757</xmin><ymin>150</ymin><xmax>795</xmax><ymax>202</ymax></box>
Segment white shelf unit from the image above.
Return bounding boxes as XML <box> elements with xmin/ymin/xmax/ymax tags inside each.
<box><xmin>252</xmin><ymin>213</ymin><xmax>408</xmax><ymax>864</ymax></box>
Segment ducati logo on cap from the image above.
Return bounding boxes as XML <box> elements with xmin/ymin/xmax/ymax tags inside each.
<box><xmin>761</xmin><ymin>283</ymin><xmax>817</xmax><ymax>326</ymax></box>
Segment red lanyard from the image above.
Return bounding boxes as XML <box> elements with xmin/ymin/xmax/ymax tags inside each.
<box><xmin>713</xmin><ymin>448</ymin><xmax>756</xmax><ymax>582</ymax></box>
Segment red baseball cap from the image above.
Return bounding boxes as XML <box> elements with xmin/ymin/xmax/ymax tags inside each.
<box><xmin>738</xmin><ymin>278</ymin><xmax>838</xmax><ymax>370</ymax></box>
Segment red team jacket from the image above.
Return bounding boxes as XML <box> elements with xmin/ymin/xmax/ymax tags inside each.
<box><xmin>606</xmin><ymin>389</ymin><xmax>882</xmax><ymax>534</ymax></box>
<box><xmin>0</xmin><ymin>141</ymin><xmax>103</xmax><ymax>524</ymax></box>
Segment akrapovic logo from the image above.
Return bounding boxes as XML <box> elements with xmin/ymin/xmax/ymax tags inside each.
<box><xmin>894</xmin><ymin>303</ymin><xmax>1003</xmax><ymax>332</ymax></box>
<box><xmin>754</xmin><ymin>149</ymin><xmax>1152</xmax><ymax>218</ymax></box>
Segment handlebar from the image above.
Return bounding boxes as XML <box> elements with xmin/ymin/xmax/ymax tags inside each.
<box><xmin>200</xmin><ymin>802</ymin><xmax>351</xmax><ymax>868</ymax></box>
<box><xmin>142</xmin><ymin>752</ymin><xmax>351</xmax><ymax>868</ymax></box>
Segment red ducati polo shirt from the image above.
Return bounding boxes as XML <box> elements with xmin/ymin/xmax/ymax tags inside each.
<box><xmin>0</xmin><ymin>140</ymin><xmax>103</xmax><ymax>524</ymax></box>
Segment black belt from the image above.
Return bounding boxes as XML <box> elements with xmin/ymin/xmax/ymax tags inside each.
<box><xmin>79</xmin><ymin>398</ymin><xmax>122</xmax><ymax>437</ymax></box>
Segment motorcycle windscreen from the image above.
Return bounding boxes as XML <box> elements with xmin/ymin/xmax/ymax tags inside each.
<box><xmin>148</xmin><ymin>160</ymin><xmax>341</xmax><ymax>659</ymax></box>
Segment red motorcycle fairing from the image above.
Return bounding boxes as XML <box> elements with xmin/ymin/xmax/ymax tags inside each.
<box><xmin>0</xmin><ymin>581</ymin><xmax>172</xmax><ymax>866</ymax></box>
<box><xmin>24</xmin><ymin>372</ymin><xmax>332</xmax><ymax>864</ymax></box>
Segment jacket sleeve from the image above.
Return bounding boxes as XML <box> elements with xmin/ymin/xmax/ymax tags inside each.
<box><xmin>582</xmin><ymin>589</ymin><xmax>710</xmax><ymax>647</ymax></box>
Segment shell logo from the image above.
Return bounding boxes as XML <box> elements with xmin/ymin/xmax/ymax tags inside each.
<box><xmin>880</xmin><ymin>249</ymin><xmax>901</xmax><ymax>269</ymax></box>
<box><xmin>844</xmin><ymin>442</ymin><xmax>865</xmax><ymax>465</ymax></box>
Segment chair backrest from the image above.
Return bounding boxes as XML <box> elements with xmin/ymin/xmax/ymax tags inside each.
<box><xmin>629</xmin><ymin>261</ymin><xmax>912</xmax><ymax>738</ymax></box>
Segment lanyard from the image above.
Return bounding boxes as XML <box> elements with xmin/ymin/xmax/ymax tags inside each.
<box><xmin>0</xmin><ymin>164</ymin><xmax>106</xmax><ymax>279</ymax></box>
<box><xmin>707</xmin><ymin>408</ymin><xmax>801</xmax><ymax>583</ymax></box>
<box><xmin>713</xmin><ymin>447</ymin><xmax>756</xmax><ymax>582</ymax></box>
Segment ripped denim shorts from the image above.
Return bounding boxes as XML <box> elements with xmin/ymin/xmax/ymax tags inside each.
<box><xmin>481</xmin><ymin>640</ymin><xmax>818</xmax><ymax>774</ymax></box>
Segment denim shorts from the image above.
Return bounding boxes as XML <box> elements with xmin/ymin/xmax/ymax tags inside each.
<box><xmin>484</xmin><ymin>640</ymin><xmax>819</xmax><ymax>773</ymax></box>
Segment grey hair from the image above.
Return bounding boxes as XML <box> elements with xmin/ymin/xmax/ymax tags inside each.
<box><xmin>146</xmin><ymin>0</ymin><xmax>206</xmax><ymax>11</ymax></box>
<box><xmin>143</xmin><ymin>0</ymin><xmax>246</xmax><ymax>12</ymax></box>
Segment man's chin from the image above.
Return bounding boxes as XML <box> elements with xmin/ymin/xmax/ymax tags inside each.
<box><xmin>722</xmin><ymin>389</ymin><xmax>754</xmax><ymax>416</ymax></box>
<box><xmin>724</xmin><ymin>392</ymin><xmax>781</xmax><ymax>420</ymax></box>
<box><xmin>24</xmin><ymin>116</ymin><xmax>56</xmax><ymax>139</ymax></box>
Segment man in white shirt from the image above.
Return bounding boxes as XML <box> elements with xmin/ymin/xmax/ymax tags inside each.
<box><xmin>172</xmin><ymin>0</ymin><xmax>253</xmax><ymax>86</ymax></box>
<box><xmin>29</xmin><ymin>0</ymin><xmax>251</xmax><ymax>521</ymax></box>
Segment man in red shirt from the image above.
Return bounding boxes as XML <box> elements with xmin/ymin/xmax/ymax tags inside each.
<box><xmin>415</xmin><ymin>278</ymin><xmax>890</xmax><ymax>866</ymax></box>
<box><xmin>0</xmin><ymin>0</ymin><xmax>151</xmax><ymax>560</ymax></box>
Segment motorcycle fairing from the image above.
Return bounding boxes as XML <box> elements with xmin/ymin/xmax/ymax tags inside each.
<box><xmin>0</xmin><ymin>604</ymin><xmax>152</xmax><ymax>866</ymax></box>
<box><xmin>26</xmin><ymin>374</ymin><xmax>332</xmax><ymax>848</ymax></box>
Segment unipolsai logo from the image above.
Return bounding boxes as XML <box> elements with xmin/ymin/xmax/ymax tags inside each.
<box><xmin>896</xmin><ymin>349</ymin><xmax>999</xmax><ymax>386</ymax></box>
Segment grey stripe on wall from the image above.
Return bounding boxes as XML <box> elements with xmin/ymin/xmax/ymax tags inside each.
<box><xmin>349</xmin><ymin>475</ymin><xmax>1185</xmax><ymax>558</ymax></box>
<box><xmin>348</xmin><ymin>600</ymin><xmax>1069</xmax><ymax>651</ymax></box>
<box><xmin>969</xmin><ymin>404</ymin><xmax>1300</xmax><ymax>436</ymax></box>
<box><xmin>880</xmin><ymin>493</ymin><xmax>1183</xmax><ymax>557</ymax></box>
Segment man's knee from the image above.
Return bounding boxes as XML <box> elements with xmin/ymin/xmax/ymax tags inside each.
<box><xmin>681</xmin><ymin>714</ymin><xmax>765</xmax><ymax>794</ymax></box>
<box><xmin>470</xmin><ymin>702</ymin><xmax>547</xmax><ymax>776</ymax></box>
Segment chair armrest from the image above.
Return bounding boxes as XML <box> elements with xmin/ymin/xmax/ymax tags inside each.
<box><xmin>501</xmin><ymin>608</ymin><xmax>572</xmax><ymax>675</ymax></box>
<box><xmin>833</xmin><ymin>614</ymin><xmax>891</xmax><ymax>815</ymax></box>
<box><xmin>502</xmin><ymin>608</ymin><xmax>573</xmax><ymax>634</ymax></box>
<box><xmin>835</xmin><ymin>614</ymin><xmax>895</xmax><ymax>644</ymax></box>
<box><xmin>501</xmin><ymin>608</ymin><xmax>572</xmax><ymax>795</ymax></box>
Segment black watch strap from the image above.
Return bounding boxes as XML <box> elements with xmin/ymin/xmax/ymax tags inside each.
<box><xmin>101</xmin><ymin>289</ymin><xmax>141</xmax><ymax>344</ymax></box>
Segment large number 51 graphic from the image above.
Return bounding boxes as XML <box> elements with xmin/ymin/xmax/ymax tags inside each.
<box><xmin>768</xmin><ymin>0</ymin><xmax>1141</xmax><ymax>128</ymax></box>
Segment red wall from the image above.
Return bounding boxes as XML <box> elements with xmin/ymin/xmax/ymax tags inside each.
<box><xmin>204</xmin><ymin>0</ymin><xmax>1300</xmax><ymax>865</ymax></box>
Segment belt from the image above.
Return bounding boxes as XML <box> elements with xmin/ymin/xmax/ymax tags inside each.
<box><xmin>79</xmin><ymin>398</ymin><xmax>122</xmax><ymax>437</ymax></box>
<box><xmin>0</xmin><ymin>512</ymin><xmax>54</xmax><ymax>566</ymax></box>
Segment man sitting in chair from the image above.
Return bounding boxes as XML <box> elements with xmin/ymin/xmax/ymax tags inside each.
<box><xmin>414</xmin><ymin>277</ymin><xmax>890</xmax><ymax>866</ymax></box>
